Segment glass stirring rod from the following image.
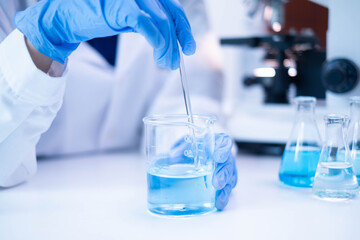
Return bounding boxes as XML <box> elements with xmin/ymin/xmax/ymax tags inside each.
<box><xmin>178</xmin><ymin>45</ymin><xmax>200</xmax><ymax>168</ymax></box>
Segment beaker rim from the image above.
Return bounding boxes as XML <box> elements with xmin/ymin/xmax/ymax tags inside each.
<box><xmin>292</xmin><ymin>96</ymin><xmax>316</xmax><ymax>104</ymax></box>
<box><xmin>143</xmin><ymin>114</ymin><xmax>217</xmax><ymax>126</ymax></box>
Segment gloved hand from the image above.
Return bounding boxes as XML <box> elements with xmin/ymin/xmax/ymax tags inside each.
<box><xmin>169</xmin><ymin>133</ymin><xmax>238</xmax><ymax>210</ymax></box>
<box><xmin>212</xmin><ymin>133</ymin><xmax>237</xmax><ymax>210</ymax></box>
<box><xmin>14</xmin><ymin>0</ymin><xmax>196</xmax><ymax>69</ymax></box>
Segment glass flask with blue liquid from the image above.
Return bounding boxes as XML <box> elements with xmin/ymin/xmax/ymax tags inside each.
<box><xmin>143</xmin><ymin>114</ymin><xmax>216</xmax><ymax>216</ymax></box>
<box><xmin>347</xmin><ymin>96</ymin><xmax>360</xmax><ymax>183</ymax></box>
<box><xmin>279</xmin><ymin>96</ymin><xmax>322</xmax><ymax>187</ymax></box>
<box><xmin>313</xmin><ymin>114</ymin><xmax>359</xmax><ymax>201</ymax></box>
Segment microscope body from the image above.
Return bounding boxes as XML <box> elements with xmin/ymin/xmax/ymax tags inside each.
<box><xmin>315</xmin><ymin>0</ymin><xmax>360</xmax><ymax>110</ymax></box>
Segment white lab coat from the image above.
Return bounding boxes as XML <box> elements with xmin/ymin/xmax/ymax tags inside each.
<box><xmin>0</xmin><ymin>0</ymin><xmax>223</xmax><ymax>186</ymax></box>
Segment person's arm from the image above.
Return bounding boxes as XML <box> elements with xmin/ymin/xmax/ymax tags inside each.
<box><xmin>15</xmin><ymin>0</ymin><xmax>196</xmax><ymax>70</ymax></box>
<box><xmin>0</xmin><ymin>0</ymin><xmax>196</xmax><ymax>187</ymax></box>
<box><xmin>25</xmin><ymin>37</ymin><xmax>53</xmax><ymax>73</ymax></box>
<box><xmin>0</xmin><ymin>30</ymin><xmax>66</xmax><ymax>187</ymax></box>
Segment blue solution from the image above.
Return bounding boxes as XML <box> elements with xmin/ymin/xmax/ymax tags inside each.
<box><xmin>147</xmin><ymin>163</ymin><xmax>215</xmax><ymax>216</ymax></box>
<box><xmin>352</xmin><ymin>153</ymin><xmax>360</xmax><ymax>183</ymax></box>
<box><xmin>279</xmin><ymin>148</ymin><xmax>321</xmax><ymax>187</ymax></box>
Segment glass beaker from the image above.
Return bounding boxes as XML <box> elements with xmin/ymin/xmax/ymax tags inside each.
<box><xmin>313</xmin><ymin>114</ymin><xmax>359</xmax><ymax>201</ymax></box>
<box><xmin>143</xmin><ymin>114</ymin><xmax>217</xmax><ymax>216</ymax></box>
<box><xmin>279</xmin><ymin>96</ymin><xmax>322</xmax><ymax>187</ymax></box>
<box><xmin>347</xmin><ymin>96</ymin><xmax>360</xmax><ymax>182</ymax></box>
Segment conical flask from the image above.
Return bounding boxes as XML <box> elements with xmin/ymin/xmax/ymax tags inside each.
<box><xmin>313</xmin><ymin>115</ymin><xmax>359</xmax><ymax>200</ymax></box>
<box><xmin>347</xmin><ymin>96</ymin><xmax>360</xmax><ymax>183</ymax></box>
<box><xmin>279</xmin><ymin>96</ymin><xmax>322</xmax><ymax>187</ymax></box>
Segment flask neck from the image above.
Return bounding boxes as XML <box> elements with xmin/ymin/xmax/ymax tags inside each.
<box><xmin>325</xmin><ymin>122</ymin><xmax>346</xmax><ymax>146</ymax></box>
<box><xmin>295</xmin><ymin>103</ymin><xmax>315</xmax><ymax>119</ymax></box>
<box><xmin>350</xmin><ymin>102</ymin><xmax>360</xmax><ymax>120</ymax></box>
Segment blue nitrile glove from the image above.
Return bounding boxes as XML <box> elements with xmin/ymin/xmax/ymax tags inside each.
<box><xmin>169</xmin><ymin>133</ymin><xmax>238</xmax><ymax>210</ymax></box>
<box><xmin>14</xmin><ymin>0</ymin><xmax>196</xmax><ymax>69</ymax></box>
<box><xmin>212</xmin><ymin>133</ymin><xmax>237</xmax><ymax>210</ymax></box>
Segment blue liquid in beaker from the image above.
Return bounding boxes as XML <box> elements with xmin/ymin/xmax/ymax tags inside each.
<box><xmin>147</xmin><ymin>163</ymin><xmax>215</xmax><ymax>216</ymax></box>
<box><xmin>279</xmin><ymin>148</ymin><xmax>321</xmax><ymax>187</ymax></box>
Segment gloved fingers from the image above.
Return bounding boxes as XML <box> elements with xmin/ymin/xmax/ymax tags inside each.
<box><xmin>230</xmin><ymin>156</ymin><xmax>238</xmax><ymax>189</ymax></box>
<box><xmin>212</xmin><ymin>159</ymin><xmax>233</xmax><ymax>190</ymax></box>
<box><xmin>136</xmin><ymin>0</ymin><xmax>179</xmax><ymax>69</ymax></box>
<box><xmin>214</xmin><ymin>133</ymin><xmax>233</xmax><ymax>163</ymax></box>
<box><xmin>151</xmin><ymin>19</ymin><xmax>179</xmax><ymax>69</ymax></box>
<box><xmin>213</xmin><ymin>154</ymin><xmax>238</xmax><ymax>190</ymax></box>
<box><xmin>160</xmin><ymin>0</ymin><xmax>196</xmax><ymax>55</ymax></box>
<box><xmin>127</xmin><ymin>6</ymin><xmax>165</xmax><ymax>50</ymax></box>
<box><xmin>215</xmin><ymin>184</ymin><xmax>232</xmax><ymax>210</ymax></box>
<box><xmin>153</xmin><ymin>36</ymin><xmax>179</xmax><ymax>69</ymax></box>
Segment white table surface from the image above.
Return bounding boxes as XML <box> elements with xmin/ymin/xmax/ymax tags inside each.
<box><xmin>1</xmin><ymin>151</ymin><xmax>359</xmax><ymax>240</ymax></box>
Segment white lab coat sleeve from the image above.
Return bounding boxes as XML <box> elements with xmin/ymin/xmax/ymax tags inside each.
<box><xmin>0</xmin><ymin>29</ymin><xmax>66</xmax><ymax>187</ymax></box>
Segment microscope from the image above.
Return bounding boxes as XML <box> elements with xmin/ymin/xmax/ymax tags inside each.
<box><xmin>314</xmin><ymin>0</ymin><xmax>360</xmax><ymax>109</ymax></box>
<box><xmin>218</xmin><ymin>0</ymin><xmax>360</xmax><ymax>154</ymax></box>
<box><xmin>221</xmin><ymin>34</ymin><xmax>326</xmax><ymax>104</ymax></box>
